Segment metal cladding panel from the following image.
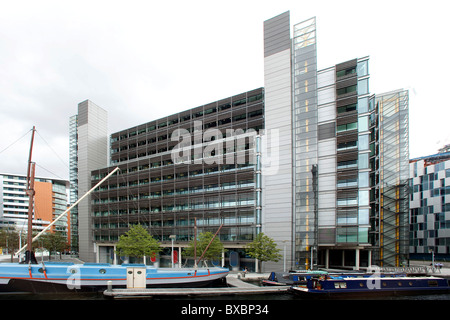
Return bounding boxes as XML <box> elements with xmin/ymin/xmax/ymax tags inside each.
<box><xmin>264</xmin><ymin>11</ymin><xmax>291</xmax><ymax>57</ymax></box>
<box><xmin>336</xmin><ymin>59</ymin><xmax>357</xmax><ymax>72</ymax></box>
<box><xmin>263</xmin><ymin>12</ymin><xmax>293</xmax><ymax>271</ymax></box>
<box><xmin>318</xmin><ymin>122</ymin><xmax>336</xmax><ymax>140</ymax></box>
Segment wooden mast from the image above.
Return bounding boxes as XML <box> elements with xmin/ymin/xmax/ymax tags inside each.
<box><xmin>24</xmin><ymin>126</ymin><xmax>37</xmax><ymax>263</ymax></box>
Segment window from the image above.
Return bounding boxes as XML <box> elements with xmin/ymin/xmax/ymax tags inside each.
<box><xmin>336</xmin><ymin>67</ymin><xmax>356</xmax><ymax>78</ymax></box>
<box><xmin>337</xmin><ymin>85</ymin><xmax>357</xmax><ymax>96</ymax></box>
<box><xmin>337</xmin><ymin>159</ymin><xmax>357</xmax><ymax>169</ymax></box>
<box><xmin>233</xmin><ymin>113</ymin><xmax>246</xmax><ymax>122</ymax></box>
<box><xmin>233</xmin><ymin>98</ymin><xmax>247</xmax><ymax>107</ymax></box>
<box><xmin>337</xmin><ymin>122</ymin><xmax>357</xmax><ymax>133</ymax></box>
<box><xmin>358</xmin><ymin>172</ymin><xmax>369</xmax><ymax>188</ymax></box>
<box><xmin>247</xmin><ymin>93</ymin><xmax>263</xmax><ymax>103</ymax></box>
<box><xmin>358</xmin><ymin>227</ymin><xmax>369</xmax><ymax>243</ymax></box>
<box><xmin>218</xmin><ymin>103</ymin><xmax>231</xmax><ymax>111</ymax></box>
<box><xmin>358</xmin><ymin>190</ymin><xmax>369</xmax><ymax>206</ymax></box>
<box><xmin>359</xmin><ymin>209</ymin><xmax>369</xmax><ymax>224</ymax></box>
<box><xmin>358</xmin><ymin>116</ymin><xmax>369</xmax><ymax>132</ymax></box>
<box><xmin>337</xmin><ymin>140</ymin><xmax>357</xmax><ymax>151</ymax></box>
<box><xmin>357</xmin><ymin>79</ymin><xmax>369</xmax><ymax>95</ymax></box>
<box><xmin>359</xmin><ymin>134</ymin><xmax>369</xmax><ymax>150</ymax></box>
<box><xmin>358</xmin><ymin>153</ymin><xmax>369</xmax><ymax>169</ymax></box>
<box><xmin>358</xmin><ymin>97</ymin><xmax>368</xmax><ymax>113</ymax></box>
<box><xmin>337</xmin><ymin>103</ymin><xmax>357</xmax><ymax>114</ymax></box>
<box><xmin>357</xmin><ymin>60</ymin><xmax>368</xmax><ymax>77</ymax></box>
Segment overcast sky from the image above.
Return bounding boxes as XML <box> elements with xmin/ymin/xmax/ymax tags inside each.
<box><xmin>0</xmin><ymin>0</ymin><xmax>449</xmax><ymax>181</ymax></box>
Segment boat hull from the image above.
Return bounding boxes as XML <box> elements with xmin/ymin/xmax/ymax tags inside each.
<box><xmin>0</xmin><ymin>262</ymin><xmax>229</xmax><ymax>293</ymax></box>
<box><xmin>289</xmin><ymin>276</ymin><xmax>450</xmax><ymax>299</ymax></box>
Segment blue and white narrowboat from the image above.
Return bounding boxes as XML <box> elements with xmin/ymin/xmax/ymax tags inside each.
<box><xmin>289</xmin><ymin>275</ymin><xmax>450</xmax><ymax>298</ymax></box>
<box><xmin>0</xmin><ymin>262</ymin><xmax>229</xmax><ymax>293</ymax></box>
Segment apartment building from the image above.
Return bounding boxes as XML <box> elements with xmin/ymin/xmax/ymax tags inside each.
<box><xmin>409</xmin><ymin>151</ymin><xmax>450</xmax><ymax>260</ymax></box>
<box><xmin>0</xmin><ymin>173</ymin><xmax>69</xmax><ymax>238</ymax></box>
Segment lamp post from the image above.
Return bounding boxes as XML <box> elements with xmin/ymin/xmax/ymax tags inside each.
<box><xmin>169</xmin><ymin>235</ymin><xmax>176</xmax><ymax>268</ymax></box>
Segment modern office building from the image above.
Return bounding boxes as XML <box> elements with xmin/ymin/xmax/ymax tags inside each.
<box><xmin>90</xmin><ymin>88</ymin><xmax>263</xmax><ymax>266</ymax></box>
<box><xmin>262</xmin><ymin>12</ymin><xmax>409</xmax><ymax>269</ymax></box>
<box><xmin>69</xmin><ymin>100</ymin><xmax>108</xmax><ymax>261</ymax></box>
<box><xmin>0</xmin><ymin>173</ymin><xmax>69</xmax><ymax>237</ymax></box>
<box><xmin>409</xmin><ymin>150</ymin><xmax>450</xmax><ymax>260</ymax></box>
<box><xmin>74</xmin><ymin>11</ymin><xmax>409</xmax><ymax>269</ymax></box>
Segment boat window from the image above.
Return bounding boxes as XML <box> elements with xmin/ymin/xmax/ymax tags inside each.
<box><xmin>70</xmin><ymin>268</ymin><xmax>78</xmax><ymax>274</ymax></box>
<box><xmin>99</xmin><ymin>269</ymin><xmax>107</xmax><ymax>274</ymax></box>
<box><xmin>428</xmin><ymin>280</ymin><xmax>438</xmax><ymax>287</ymax></box>
<box><xmin>334</xmin><ymin>282</ymin><xmax>347</xmax><ymax>289</ymax></box>
<box><xmin>38</xmin><ymin>268</ymin><xmax>44</xmax><ymax>273</ymax></box>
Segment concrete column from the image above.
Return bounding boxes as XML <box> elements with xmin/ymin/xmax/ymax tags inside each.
<box><xmin>355</xmin><ymin>249</ymin><xmax>360</xmax><ymax>270</ymax></box>
<box><xmin>221</xmin><ymin>249</ymin><xmax>225</xmax><ymax>267</ymax></box>
<box><xmin>325</xmin><ymin>249</ymin><xmax>329</xmax><ymax>269</ymax></box>
<box><xmin>342</xmin><ymin>250</ymin><xmax>345</xmax><ymax>267</ymax></box>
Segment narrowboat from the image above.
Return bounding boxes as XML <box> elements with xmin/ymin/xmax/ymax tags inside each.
<box><xmin>262</xmin><ymin>271</ymin><xmax>328</xmax><ymax>286</ymax></box>
<box><xmin>0</xmin><ymin>262</ymin><xmax>229</xmax><ymax>293</ymax></box>
<box><xmin>289</xmin><ymin>275</ymin><xmax>450</xmax><ymax>298</ymax></box>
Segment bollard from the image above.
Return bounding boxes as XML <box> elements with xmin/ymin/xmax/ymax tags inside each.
<box><xmin>107</xmin><ymin>280</ymin><xmax>112</xmax><ymax>292</ymax></box>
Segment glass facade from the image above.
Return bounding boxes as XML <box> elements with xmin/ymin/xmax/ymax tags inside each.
<box><xmin>90</xmin><ymin>89</ymin><xmax>264</xmax><ymax>257</ymax></box>
<box><xmin>69</xmin><ymin>114</ymin><xmax>79</xmax><ymax>252</ymax></box>
<box><xmin>292</xmin><ymin>17</ymin><xmax>318</xmax><ymax>268</ymax></box>
<box><xmin>376</xmin><ymin>89</ymin><xmax>410</xmax><ymax>266</ymax></box>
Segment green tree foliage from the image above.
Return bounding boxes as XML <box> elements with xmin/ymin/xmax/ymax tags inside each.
<box><xmin>40</xmin><ymin>231</ymin><xmax>68</xmax><ymax>259</ymax></box>
<box><xmin>0</xmin><ymin>229</ymin><xmax>20</xmax><ymax>261</ymax></box>
<box><xmin>245</xmin><ymin>233</ymin><xmax>282</xmax><ymax>263</ymax></box>
<box><xmin>184</xmin><ymin>232</ymin><xmax>225</xmax><ymax>265</ymax></box>
<box><xmin>115</xmin><ymin>224</ymin><xmax>162</xmax><ymax>260</ymax></box>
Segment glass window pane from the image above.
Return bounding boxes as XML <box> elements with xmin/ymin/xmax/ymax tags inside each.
<box><xmin>359</xmin><ymin>172</ymin><xmax>369</xmax><ymax>188</ymax></box>
<box><xmin>358</xmin><ymin>190</ymin><xmax>369</xmax><ymax>206</ymax></box>
<box><xmin>358</xmin><ymin>116</ymin><xmax>368</xmax><ymax>132</ymax></box>
<box><xmin>359</xmin><ymin>209</ymin><xmax>369</xmax><ymax>224</ymax></box>
<box><xmin>358</xmin><ymin>153</ymin><xmax>369</xmax><ymax>169</ymax></box>
<box><xmin>357</xmin><ymin>60</ymin><xmax>368</xmax><ymax>77</ymax></box>
<box><xmin>358</xmin><ymin>97</ymin><xmax>368</xmax><ymax>113</ymax></box>
<box><xmin>358</xmin><ymin>227</ymin><xmax>369</xmax><ymax>243</ymax></box>
<box><xmin>357</xmin><ymin>79</ymin><xmax>369</xmax><ymax>95</ymax></box>
<box><xmin>359</xmin><ymin>134</ymin><xmax>369</xmax><ymax>150</ymax></box>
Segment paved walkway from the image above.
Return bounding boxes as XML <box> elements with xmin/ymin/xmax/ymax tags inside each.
<box><xmin>103</xmin><ymin>275</ymin><xmax>290</xmax><ymax>298</ymax></box>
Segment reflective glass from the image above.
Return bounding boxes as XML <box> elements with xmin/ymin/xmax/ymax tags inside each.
<box><xmin>358</xmin><ymin>116</ymin><xmax>369</xmax><ymax>132</ymax></box>
<box><xmin>358</xmin><ymin>190</ymin><xmax>369</xmax><ymax>206</ymax></box>
<box><xmin>358</xmin><ymin>171</ymin><xmax>369</xmax><ymax>188</ymax></box>
<box><xmin>357</xmin><ymin>60</ymin><xmax>368</xmax><ymax>77</ymax></box>
<box><xmin>359</xmin><ymin>134</ymin><xmax>369</xmax><ymax>150</ymax></box>
<box><xmin>357</xmin><ymin>79</ymin><xmax>369</xmax><ymax>95</ymax></box>
<box><xmin>358</xmin><ymin>97</ymin><xmax>368</xmax><ymax>113</ymax></box>
<box><xmin>359</xmin><ymin>209</ymin><xmax>369</xmax><ymax>224</ymax></box>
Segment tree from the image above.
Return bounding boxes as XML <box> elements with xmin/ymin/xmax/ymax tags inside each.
<box><xmin>41</xmin><ymin>232</ymin><xmax>68</xmax><ymax>260</ymax></box>
<box><xmin>0</xmin><ymin>229</ymin><xmax>20</xmax><ymax>262</ymax></box>
<box><xmin>184</xmin><ymin>231</ymin><xmax>225</xmax><ymax>266</ymax></box>
<box><xmin>115</xmin><ymin>224</ymin><xmax>162</xmax><ymax>262</ymax></box>
<box><xmin>245</xmin><ymin>233</ymin><xmax>282</xmax><ymax>271</ymax></box>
